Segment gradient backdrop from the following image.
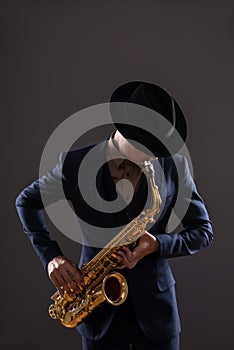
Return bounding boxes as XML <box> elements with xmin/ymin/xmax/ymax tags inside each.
<box><xmin>1</xmin><ymin>0</ymin><xmax>234</xmax><ymax>349</ymax></box>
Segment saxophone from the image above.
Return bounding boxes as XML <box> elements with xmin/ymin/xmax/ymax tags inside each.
<box><xmin>48</xmin><ymin>161</ymin><xmax>162</xmax><ymax>328</ymax></box>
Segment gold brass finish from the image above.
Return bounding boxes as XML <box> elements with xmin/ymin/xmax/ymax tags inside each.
<box><xmin>48</xmin><ymin>161</ymin><xmax>162</xmax><ymax>328</ymax></box>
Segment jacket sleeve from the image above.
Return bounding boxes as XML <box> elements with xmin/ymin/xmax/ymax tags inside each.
<box><xmin>15</xmin><ymin>152</ymin><xmax>72</xmax><ymax>270</ymax></box>
<box><xmin>155</xmin><ymin>156</ymin><xmax>214</xmax><ymax>259</ymax></box>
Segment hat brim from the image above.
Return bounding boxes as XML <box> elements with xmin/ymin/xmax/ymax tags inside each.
<box><xmin>110</xmin><ymin>81</ymin><xmax>187</xmax><ymax>157</ymax></box>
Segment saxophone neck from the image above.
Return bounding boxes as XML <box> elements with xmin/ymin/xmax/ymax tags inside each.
<box><xmin>141</xmin><ymin>160</ymin><xmax>162</xmax><ymax>212</ymax></box>
<box><xmin>141</xmin><ymin>161</ymin><xmax>156</xmax><ymax>187</ymax></box>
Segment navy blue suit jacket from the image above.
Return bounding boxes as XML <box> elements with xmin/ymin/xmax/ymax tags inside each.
<box><xmin>15</xmin><ymin>140</ymin><xmax>213</xmax><ymax>342</ymax></box>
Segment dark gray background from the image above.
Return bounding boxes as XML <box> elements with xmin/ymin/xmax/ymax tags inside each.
<box><xmin>1</xmin><ymin>0</ymin><xmax>234</xmax><ymax>349</ymax></box>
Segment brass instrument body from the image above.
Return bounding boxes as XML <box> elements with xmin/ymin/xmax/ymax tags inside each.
<box><xmin>48</xmin><ymin>161</ymin><xmax>162</xmax><ymax>328</ymax></box>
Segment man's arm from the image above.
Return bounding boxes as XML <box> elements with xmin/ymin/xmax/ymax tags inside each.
<box><xmin>15</xmin><ymin>152</ymin><xmax>82</xmax><ymax>296</ymax></box>
<box><xmin>155</xmin><ymin>155</ymin><xmax>213</xmax><ymax>259</ymax></box>
<box><xmin>116</xmin><ymin>155</ymin><xmax>213</xmax><ymax>268</ymax></box>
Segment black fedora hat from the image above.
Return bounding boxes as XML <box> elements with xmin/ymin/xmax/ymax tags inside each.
<box><xmin>110</xmin><ymin>81</ymin><xmax>187</xmax><ymax>157</ymax></box>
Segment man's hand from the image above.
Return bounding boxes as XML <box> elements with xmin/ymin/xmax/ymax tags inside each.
<box><xmin>47</xmin><ymin>256</ymin><xmax>83</xmax><ymax>297</ymax></box>
<box><xmin>116</xmin><ymin>231</ymin><xmax>160</xmax><ymax>269</ymax></box>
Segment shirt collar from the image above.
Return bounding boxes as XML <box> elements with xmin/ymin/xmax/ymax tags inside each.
<box><xmin>106</xmin><ymin>132</ymin><xmax>128</xmax><ymax>168</ymax></box>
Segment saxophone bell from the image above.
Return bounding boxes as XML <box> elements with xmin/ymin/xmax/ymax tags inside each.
<box><xmin>102</xmin><ymin>272</ymin><xmax>128</xmax><ymax>306</ymax></box>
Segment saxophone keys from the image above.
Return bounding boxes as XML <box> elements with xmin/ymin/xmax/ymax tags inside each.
<box><xmin>88</xmin><ymin>271</ymin><xmax>96</xmax><ymax>279</ymax></box>
<box><xmin>63</xmin><ymin>291</ymin><xmax>76</xmax><ymax>302</ymax></box>
<box><xmin>83</xmin><ymin>276</ymin><xmax>91</xmax><ymax>284</ymax></box>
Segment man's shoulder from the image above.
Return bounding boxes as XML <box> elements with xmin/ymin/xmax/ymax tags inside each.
<box><xmin>157</xmin><ymin>154</ymin><xmax>190</xmax><ymax>183</ymax></box>
<box><xmin>63</xmin><ymin>140</ymin><xmax>106</xmax><ymax>163</ymax></box>
<box><xmin>60</xmin><ymin>140</ymin><xmax>107</xmax><ymax>178</ymax></box>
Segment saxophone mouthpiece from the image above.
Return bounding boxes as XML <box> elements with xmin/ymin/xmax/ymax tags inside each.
<box><xmin>141</xmin><ymin>161</ymin><xmax>154</xmax><ymax>176</ymax></box>
<box><xmin>141</xmin><ymin>161</ymin><xmax>151</xmax><ymax>173</ymax></box>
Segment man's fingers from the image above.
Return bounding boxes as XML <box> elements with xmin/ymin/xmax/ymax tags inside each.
<box><xmin>48</xmin><ymin>256</ymin><xmax>83</xmax><ymax>296</ymax></box>
<box><xmin>116</xmin><ymin>263</ymin><xmax>126</xmax><ymax>270</ymax></box>
<box><xmin>57</xmin><ymin>265</ymin><xmax>82</xmax><ymax>295</ymax></box>
<box><xmin>61</xmin><ymin>269</ymin><xmax>80</xmax><ymax>293</ymax></box>
<box><xmin>65</xmin><ymin>264</ymin><xmax>83</xmax><ymax>284</ymax></box>
<box><xmin>121</xmin><ymin>246</ymin><xmax>135</xmax><ymax>259</ymax></box>
<box><xmin>50</xmin><ymin>271</ymin><xmax>68</xmax><ymax>296</ymax></box>
<box><xmin>116</xmin><ymin>248</ymin><xmax>137</xmax><ymax>269</ymax></box>
<box><xmin>117</xmin><ymin>249</ymin><xmax>129</xmax><ymax>263</ymax></box>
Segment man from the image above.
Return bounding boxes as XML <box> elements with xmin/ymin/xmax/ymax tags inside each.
<box><xmin>15</xmin><ymin>81</ymin><xmax>213</xmax><ymax>350</ymax></box>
